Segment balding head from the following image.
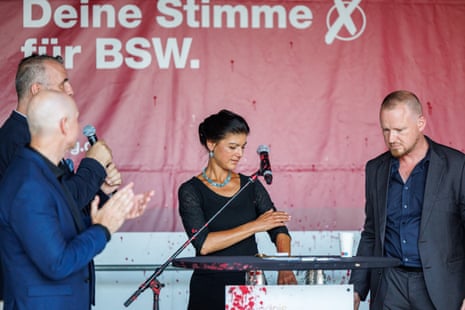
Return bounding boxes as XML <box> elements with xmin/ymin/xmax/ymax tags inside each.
<box><xmin>380</xmin><ymin>90</ymin><xmax>423</xmax><ymax>118</ymax></box>
<box><xmin>27</xmin><ymin>90</ymin><xmax>80</xmax><ymax>163</ymax></box>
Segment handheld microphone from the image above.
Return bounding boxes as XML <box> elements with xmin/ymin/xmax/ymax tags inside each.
<box><xmin>257</xmin><ymin>145</ymin><xmax>272</xmax><ymax>185</ymax></box>
<box><xmin>83</xmin><ymin>124</ymin><xmax>98</xmax><ymax>145</ymax></box>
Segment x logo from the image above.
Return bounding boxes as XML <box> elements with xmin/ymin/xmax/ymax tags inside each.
<box><xmin>325</xmin><ymin>0</ymin><xmax>364</xmax><ymax>44</ymax></box>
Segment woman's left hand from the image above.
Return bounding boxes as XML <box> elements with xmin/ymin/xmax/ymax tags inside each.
<box><xmin>277</xmin><ymin>270</ymin><xmax>298</xmax><ymax>285</ymax></box>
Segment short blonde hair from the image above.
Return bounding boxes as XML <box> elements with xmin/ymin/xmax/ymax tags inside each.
<box><xmin>381</xmin><ymin>90</ymin><xmax>423</xmax><ymax>117</ymax></box>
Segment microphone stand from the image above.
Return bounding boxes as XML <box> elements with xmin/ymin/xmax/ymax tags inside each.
<box><xmin>124</xmin><ymin>171</ymin><xmax>260</xmax><ymax>309</ymax></box>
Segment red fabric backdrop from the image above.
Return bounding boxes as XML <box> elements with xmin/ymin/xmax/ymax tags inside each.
<box><xmin>1</xmin><ymin>0</ymin><xmax>464</xmax><ymax>232</ymax></box>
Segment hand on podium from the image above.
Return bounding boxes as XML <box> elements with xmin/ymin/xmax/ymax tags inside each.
<box><xmin>278</xmin><ymin>270</ymin><xmax>297</xmax><ymax>284</ymax></box>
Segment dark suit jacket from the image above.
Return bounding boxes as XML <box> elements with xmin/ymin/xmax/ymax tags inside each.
<box><xmin>0</xmin><ymin>147</ymin><xmax>109</xmax><ymax>310</ymax></box>
<box><xmin>350</xmin><ymin>137</ymin><xmax>465</xmax><ymax>310</ymax></box>
<box><xmin>0</xmin><ymin>111</ymin><xmax>30</xmax><ymax>181</ymax></box>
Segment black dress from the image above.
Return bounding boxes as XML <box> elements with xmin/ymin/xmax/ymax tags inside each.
<box><xmin>178</xmin><ymin>174</ymin><xmax>290</xmax><ymax>310</ymax></box>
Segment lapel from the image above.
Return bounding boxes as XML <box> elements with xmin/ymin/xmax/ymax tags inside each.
<box><xmin>374</xmin><ymin>153</ymin><xmax>391</xmax><ymax>247</ymax></box>
<box><xmin>419</xmin><ymin>142</ymin><xmax>445</xmax><ymax>237</ymax></box>
<box><xmin>59</xmin><ymin>178</ymin><xmax>86</xmax><ymax>233</ymax></box>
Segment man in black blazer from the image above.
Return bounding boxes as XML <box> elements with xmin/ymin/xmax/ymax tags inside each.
<box><xmin>350</xmin><ymin>90</ymin><xmax>465</xmax><ymax>310</ymax></box>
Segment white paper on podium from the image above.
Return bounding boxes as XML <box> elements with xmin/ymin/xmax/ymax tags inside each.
<box><xmin>225</xmin><ymin>284</ymin><xmax>353</xmax><ymax>310</ymax></box>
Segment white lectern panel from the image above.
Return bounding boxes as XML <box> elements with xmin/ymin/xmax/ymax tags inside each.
<box><xmin>225</xmin><ymin>284</ymin><xmax>353</xmax><ymax>310</ymax></box>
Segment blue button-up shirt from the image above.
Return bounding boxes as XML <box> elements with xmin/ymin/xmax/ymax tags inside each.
<box><xmin>384</xmin><ymin>151</ymin><xmax>430</xmax><ymax>267</ymax></box>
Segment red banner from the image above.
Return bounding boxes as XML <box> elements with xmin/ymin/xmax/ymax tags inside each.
<box><xmin>1</xmin><ymin>0</ymin><xmax>464</xmax><ymax>232</ymax></box>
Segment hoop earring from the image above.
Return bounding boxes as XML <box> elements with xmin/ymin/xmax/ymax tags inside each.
<box><xmin>209</xmin><ymin>151</ymin><xmax>214</xmax><ymax>158</ymax></box>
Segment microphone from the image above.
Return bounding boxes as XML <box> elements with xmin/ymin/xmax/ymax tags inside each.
<box><xmin>83</xmin><ymin>124</ymin><xmax>98</xmax><ymax>145</ymax></box>
<box><xmin>257</xmin><ymin>145</ymin><xmax>272</xmax><ymax>185</ymax></box>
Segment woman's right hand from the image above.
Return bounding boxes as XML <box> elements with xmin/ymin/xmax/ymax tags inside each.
<box><xmin>253</xmin><ymin>209</ymin><xmax>290</xmax><ymax>232</ymax></box>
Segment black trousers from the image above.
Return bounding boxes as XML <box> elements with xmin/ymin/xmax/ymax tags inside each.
<box><xmin>380</xmin><ymin>267</ymin><xmax>435</xmax><ymax>310</ymax></box>
<box><xmin>188</xmin><ymin>271</ymin><xmax>245</xmax><ymax>310</ymax></box>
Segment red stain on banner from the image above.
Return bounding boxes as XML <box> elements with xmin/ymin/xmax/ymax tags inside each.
<box><xmin>427</xmin><ymin>101</ymin><xmax>433</xmax><ymax>115</ymax></box>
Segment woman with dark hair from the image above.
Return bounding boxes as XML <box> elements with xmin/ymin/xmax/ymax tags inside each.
<box><xmin>178</xmin><ymin>109</ymin><xmax>297</xmax><ymax>310</ymax></box>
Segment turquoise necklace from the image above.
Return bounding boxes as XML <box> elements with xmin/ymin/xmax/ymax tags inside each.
<box><xmin>202</xmin><ymin>167</ymin><xmax>231</xmax><ymax>188</ymax></box>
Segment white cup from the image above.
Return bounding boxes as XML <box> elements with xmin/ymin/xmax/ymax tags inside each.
<box><xmin>339</xmin><ymin>232</ymin><xmax>354</xmax><ymax>257</ymax></box>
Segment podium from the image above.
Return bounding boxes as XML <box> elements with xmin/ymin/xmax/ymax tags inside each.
<box><xmin>172</xmin><ymin>255</ymin><xmax>400</xmax><ymax>271</ymax></box>
<box><xmin>173</xmin><ymin>256</ymin><xmax>400</xmax><ymax>309</ymax></box>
